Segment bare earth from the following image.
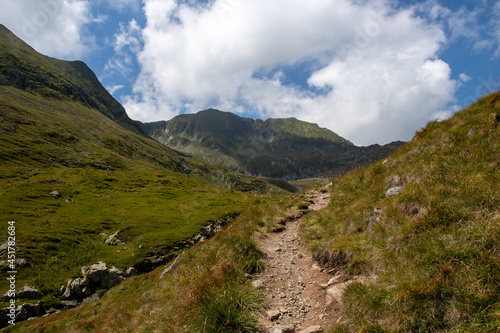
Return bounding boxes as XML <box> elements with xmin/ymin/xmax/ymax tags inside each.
<box><xmin>255</xmin><ymin>189</ymin><xmax>342</xmax><ymax>333</ymax></box>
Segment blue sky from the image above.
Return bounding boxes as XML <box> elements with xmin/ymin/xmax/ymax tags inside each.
<box><xmin>0</xmin><ymin>0</ymin><xmax>499</xmax><ymax>145</ymax></box>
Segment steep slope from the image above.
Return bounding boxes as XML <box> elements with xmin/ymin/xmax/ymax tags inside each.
<box><xmin>301</xmin><ymin>92</ymin><xmax>500</xmax><ymax>331</ymax></box>
<box><xmin>141</xmin><ymin>109</ymin><xmax>404</xmax><ymax>180</ymax></box>
<box><xmin>0</xmin><ymin>26</ymin><xmax>282</xmax><ymax>322</ymax></box>
<box><xmin>0</xmin><ymin>24</ymin><xmax>141</xmax><ymax>135</ymax></box>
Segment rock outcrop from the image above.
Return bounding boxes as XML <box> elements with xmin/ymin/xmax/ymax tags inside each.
<box><xmin>63</xmin><ymin>261</ymin><xmax>133</xmax><ymax>301</ymax></box>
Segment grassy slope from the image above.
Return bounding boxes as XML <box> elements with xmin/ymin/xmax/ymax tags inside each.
<box><xmin>301</xmin><ymin>93</ymin><xmax>500</xmax><ymax>332</ymax></box>
<box><xmin>0</xmin><ymin>86</ymin><xmax>262</xmax><ymax>305</ymax></box>
<box><xmin>0</xmin><ymin>24</ymin><xmax>142</xmax><ymax>135</ymax></box>
<box><xmin>10</xmin><ymin>94</ymin><xmax>498</xmax><ymax>332</ymax></box>
<box><xmin>5</xmin><ymin>192</ymin><xmax>303</xmax><ymax>332</ymax></box>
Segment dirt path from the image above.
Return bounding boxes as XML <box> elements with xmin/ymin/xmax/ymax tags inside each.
<box><xmin>254</xmin><ymin>189</ymin><xmax>342</xmax><ymax>333</ymax></box>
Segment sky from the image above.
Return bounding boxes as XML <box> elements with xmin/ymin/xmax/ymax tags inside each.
<box><xmin>0</xmin><ymin>0</ymin><xmax>499</xmax><ymax>146</ymax></box>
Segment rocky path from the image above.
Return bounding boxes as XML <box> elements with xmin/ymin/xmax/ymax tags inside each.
<box><xmin>254</xmin><ymin>189</ymin><xmax>342</xmax><ymax>333</ymax></box>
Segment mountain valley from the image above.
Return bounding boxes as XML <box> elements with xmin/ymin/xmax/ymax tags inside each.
<box><xmin>0</xmin><ymin>23</ymin><xmax>499</xmax><ymax>333</ymax></box>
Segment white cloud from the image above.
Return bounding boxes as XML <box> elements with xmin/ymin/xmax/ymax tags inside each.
<box><xmin>493</xmin><ymin>2</ymin><xmax>500</xmax><ymax>57</ymax></box>
<box><xmin>105</xmin><ymin>0</ymin><xmax>141</xmax><ymax>12</ymax></box>
<box><xmin>459</xmin><ymin>73</ymin><xmax>472</xmax><ymax>83</ymax></box>
<box><xmin>104</xmin><ymin>19</ymin><xmax>143</xmax><ymax>77</ymax></box>
<box><xmin>0</xmin><ymin>0</ymin><xmax>92</xmax><ymax>59</ymax></box>
<box><xmin>123</xmin><ymin>0</ymin><xmax>459</xmax><ymax>145</ymax></box>
<box><xmin>106</xmin><ymin>84</ymin><xmax>124</xmax><ymax>95</ymax></box>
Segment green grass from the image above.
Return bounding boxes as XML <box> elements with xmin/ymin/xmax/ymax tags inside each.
<box><xmin>4</xmin><ymin>194</ymin><xmax>292</xmax><ymax>332</ymax></box>
<box><xmin>0</xmin><ymin>166</ymin><xmax>249</xmax><ymax>295</ymax></box>
<box><xmin>0</xmin><ymin>85</ymin><xmax>276</xmax><ymax>306</ymax></box>
<box><xmin>300</xmin><ymin>92</ymin><xmax>500</xmax><ymax>332</ymax></box>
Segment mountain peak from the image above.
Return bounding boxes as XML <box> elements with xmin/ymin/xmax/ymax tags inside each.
<box><xmin>0</xmin><ymin>25</ymin><xmax>143</xmax><ymax>135</ymax></box>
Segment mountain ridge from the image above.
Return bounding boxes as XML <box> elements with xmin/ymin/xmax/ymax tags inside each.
<box><xmin>0</xmin><ymin>24</ymin><xmax>142</xmax><ymax>135</ymax></box>
<box><xmin>140</xmin><ymin>109</ymin><xmax>404</xmax><ymax>180</ymax></box>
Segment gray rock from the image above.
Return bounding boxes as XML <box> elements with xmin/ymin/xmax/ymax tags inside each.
<box><xmin>62</xmin><ymin>279</ymin><xmax>73</xmax><ymax>299</ymax></box>
<box><xmin>251</xmin><ymin>279</ymin><xmax>264</xmax><ymax>289</ymax></box>
<box><xmin>367</xmin><ymin>208</ymin><xmax>382</xmax><ymax>228</ymax></box>
<box><xmin>104</xmin><ymin>231</ymin><xmax>121</xmax><ymax>246</ymax></box>
<box><xmin>124</xmin><ymin>266</ymin><xmax>138</xmax><ymax>277</ymax></box>
<box><xmin>64</xmin><ymin>277</ymin><xmax>91</xmax><ymax>299</ymax></box>
<box><xmin>50</xmin><ymin>190</ymin><xmax>60</xmax><ymax>199</ymax></box>
<box><xmin>298</xmin><ymin>326</ymin><xmax>323</xmax><ymax>333</ymax></box>
<box><xmin>386</xmin><ymin>186</ymin><xmax>405</xmax><ymax>197</ymax></box>
<box><xmin>267</xmin><ymin>309</ymin><xmax>281</xmax><ymax>321</ymax></box>
<box><xmin>19</xmin><ymin>302</ymin><xmax>44</xmax><ymax>318</ymax></box>
<box><xmin>101</xmin><ymin>266</ymin><xmax>125</xmax><ymax>289</ymax></box>
<box><xmin>273</xmin><ymin>328</ymin><xmax>295</xmax><ymax>333</ymax></box>
<box><xmin>82</xmin><ymin>293</ymin><xmax>101</xmax><ymax>304</ymax></box>
<box><xmin>82</xmin><ymin>261</ymin><xmax>108</xmax><ymax>284</ymax></box>
<box><xmin>61</xmin><ymin>300</ymin><xmax>80</xmax><ymax>309</ymax></box>
<box><xmin>16</xmin><ymin>285</ymin><xmax>42</xmax><ymax>299</ymax></box>
<box><xmin>326</xmin><ymin>280</ymin><xmax>356</xmax><ymax>304</ymax></box>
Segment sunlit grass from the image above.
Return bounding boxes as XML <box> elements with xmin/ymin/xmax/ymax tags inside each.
<box><xmin>301</xmin><ymin>92</ymin><xmax>500</xmax><ymax>332</ymax></box>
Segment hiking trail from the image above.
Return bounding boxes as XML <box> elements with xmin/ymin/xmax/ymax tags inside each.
<box><xmin>254</xmin><ymin>188</ymin><xmax>343</xmax><ymax>333</ymax></box>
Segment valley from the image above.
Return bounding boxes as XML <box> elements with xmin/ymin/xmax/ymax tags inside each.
<box><xmin>0</xmin><ymin>23</ymin><xmax>499</xmax><ymax>333</ymax></box>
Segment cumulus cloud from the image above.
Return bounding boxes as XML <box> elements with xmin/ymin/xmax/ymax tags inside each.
<box><xmin>0</xmin><ymin>0</ymin><xmax>92</xmax><ymax>59</ymax></box>
<box><xmin>122</xmin><ymin>0</ymin><xmax>460</xmax><ymax>145</ymax></box>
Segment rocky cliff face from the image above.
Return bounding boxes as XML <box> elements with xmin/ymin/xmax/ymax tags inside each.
<box><xmin>141</xmin><ymin>109</ymin><xmax>405</xmax><ymax>180</ymax></box>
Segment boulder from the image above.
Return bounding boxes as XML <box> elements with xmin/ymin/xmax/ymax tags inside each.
<box><xmin>124</xmin><ymin>267</ymin><xmax>138</xmax><ymax>277</ymax></box>
<box><xmin>63</xmin><ymin>277</ymin><xmax>91</xmax><ymax>299</ymax></box>
<box><xmin>298</xmin><ymin>326</ymin><xmax>323</xmax><ymax>333</ymax></box>
<box><xmin>101</xmin><ymin>266</ymin><xmax>125</xmax><ymax>289</ymax></box>
<box><xmin>16</xmin><ymin>285</ymin><xmax>42</xmax><ymax>299</ymax></box>
<box><xmin>82</xmin><ymin>261</ymin><xmax>108</xmax><ymax>284</ymax></box>
<box><xmin>16</xmin><ymin>302</ymin><xmax>45</xmax><ymax>320</ymax></box>
<box><xmin>104</xmin><ymin>231</ymin><xmax>121</xmax><ymax>245</ymax></box>
<box><xmin>50</xmin><ymin>190</ymin><xmax>60</xmax><ymax>199</ymax></box>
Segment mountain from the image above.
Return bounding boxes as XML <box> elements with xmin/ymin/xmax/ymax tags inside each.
<box><xmin>13</xmin><ymin>92</ymin><xmax>500</xmax><ymax>332</ymax></box>
<box><xmin>0</xmin><ymin>25</ymin><xmax>142</xmax><ymax>136</ymax></box>
<box><xmin>0</xmin><ymin>25</ymin><xmax>288</xmax><ymax>325</ymax></box>
<box><xmin>141</xmin><ymin>109</ymin><xmax>404</xmax><ymax>180</ymax></box>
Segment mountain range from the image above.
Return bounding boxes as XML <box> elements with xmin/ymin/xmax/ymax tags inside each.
<box><xmin>140</xmin><ymin>110</ymin><xmax>404</xmax><ymax>180</ymax></box>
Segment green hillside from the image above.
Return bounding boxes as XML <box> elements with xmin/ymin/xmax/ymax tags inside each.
<box><xmin>301</xmin><ymin>92</ymin><xmax>500</xmax><ymax>332</ymax></box>
<box><xmin>0</xmin><ymin>25</ymin><xmax>281</xmax><ymax>316</ymax></box>
<box><xmin>141</xmin><ymin>109</ymin><xmax>404</xmax><ymax>180</ymax></box>
<box><xmin>0</xmin><ymin>25</ymin><xmax>142</xmax><ymax>135</ymax></box>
